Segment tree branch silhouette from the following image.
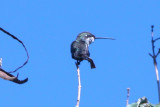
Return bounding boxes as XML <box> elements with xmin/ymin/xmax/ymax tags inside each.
<box><xmin>149</xmin><ymin>25</ymin><xmax>160</xmax><ymax>103</ymax></box>
<box><xmin>0</xmin><ymin>27</ymin><xmax>29</xmax><ymax>73</ymax></box>
<box><xmin>0</xmin><ymin>27</ymin><xmax>29</xmax><ymax>84</ymax></box>
<box><xmin>126</xmin><ymin>88</ymin><xmax>130</xmax><ymax>107</ymax></box>
<box><xmin>0</xmin><ymin>58</ymin><xmax>28</xmax><ymax>84</ymax></box>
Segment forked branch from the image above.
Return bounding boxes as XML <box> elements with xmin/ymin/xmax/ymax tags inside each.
<box><xmin>149</xmin><ymin>25</ymin><xmax>160</xmax><ymax>103</ymax></box>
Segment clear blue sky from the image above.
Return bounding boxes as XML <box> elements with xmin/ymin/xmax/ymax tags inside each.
<box><xmin>1</xmin><ymin>0</ymin><xmax>160</xmax><ymax>106</ymax></box>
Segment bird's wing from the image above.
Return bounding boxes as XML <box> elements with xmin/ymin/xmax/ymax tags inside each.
<box><xmin>71</xmin><ymin>41</ymin><xmax>77</xmax><ymax>53</ymax></box>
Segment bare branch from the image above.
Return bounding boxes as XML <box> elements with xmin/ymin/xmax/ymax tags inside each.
<box><xmin>0</xmin><ymin>28</ymin><xmax>29</xmax><ymax>84</ymax></box>
<box><xmin>156</xmin><ymin>51</ymin><xmax>160</xmax><ymax>58</ymax></box>
<box><xmin>126</xmin><ymin>88</ymin><xmax>130</xmax><ymax>107</ymax></box>
<box><xmin>0</xmin><ymin>68</ymin><xmax>28</xmax><ymax>84</ymax></box>
<box><xmin>0</xmin><ymin>58</ymin><xmax>28</xmax><ymax>84</ymax></box>
<box><xmin>149</xmin><ymin>25</ymin><xmax>160</xmax><ymax>103</ymax></box>
<box><xmin>0</xmin><ymin>27</ymin><xmax>29</xmax><ymax>73</ymax></box>
<box><xmin>149</xmin><ymin>53</ymin><xmax>153</xmax><ymax>58</ymax></box>
<box><xmin>151</xmin><ymin>25</ymin><xmax>154</xmax><ymax>37</ymax></box>
<box><xmin>75</xmin><ymin>63</ymin><xmax>81</xmax><ymax>107</ymax></box>
<box><xmin>0</xmin><ymin>58</ymin><xmax>2</xmax><ymax>68</ymax></box>
<box><xmin>154</xmin><ymin>37</ymin><xmax>160</xmax><ymax>42</ymax></box>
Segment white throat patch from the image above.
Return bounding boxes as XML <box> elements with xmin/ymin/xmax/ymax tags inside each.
<box><xmin>86</xmin><ymin>37</ymin><xmax>95</xmax><ymax>46</ymax></box>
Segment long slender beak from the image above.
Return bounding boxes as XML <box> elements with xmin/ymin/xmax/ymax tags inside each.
<box><xmin>95</xmin><ymin>37</ymin><xmax>115</xmax><ymax>40</ymax></box>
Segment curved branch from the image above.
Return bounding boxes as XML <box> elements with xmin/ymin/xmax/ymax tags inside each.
<box><xmin>0</xmin><ymin>27</ymin><xmax>29</xmax><ymax>73</ymax></box>
<box><xmin>0</xmin><ymin>68</ymin><xmax>28</xmax><ymax>84</ymax></box>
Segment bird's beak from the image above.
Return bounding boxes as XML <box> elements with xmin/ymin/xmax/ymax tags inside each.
<box><xmin>95</xmin><ymin>37</ymin><xmax>115</xmax><ymax>40</ymax></box>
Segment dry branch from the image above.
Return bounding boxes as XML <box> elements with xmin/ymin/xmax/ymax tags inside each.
<box><xmin>149</xmin><ymin>25</ymin><xmax>160</xmax><ymax>103</ymax></box>
<box><xmin>0</xmin><ymin>68</ymin><xmax>28</xmax><ymax>84</ymax></box>
<box><xmin>126</xmin><ymin>88</ymin><xmax>130</xmax><ymax>107</ymax></box>
<box><xmin>75</xmin><ymin>63</ymin><xmax>81</xmax><ymax>107</ymax></box>
<box><xmin>0</xmin><ymin>27</ymin><xmax>29</xmax><ymax>84</ymax></box>
<box><xmin>0</xmin><ymin>58</ymin><xmax>2</xmax><ymax>67</ymax></box>
<box><xmin>0</xmin><ymin>58</ymin><xmax>28</xmax><ymax>84</ymax></box>
<box><xmin>0</xmin><ymin>27</ymin><xmax>29</xmax><ymax>73</ymax></box>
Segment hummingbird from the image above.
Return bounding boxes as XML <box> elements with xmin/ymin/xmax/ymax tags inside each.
<box><xmin>71</xmin><ymin>32</ymin><xmax>115</xmax><ymax>69</ymax></box>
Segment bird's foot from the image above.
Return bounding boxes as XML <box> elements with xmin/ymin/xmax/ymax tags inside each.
<box><xmin>75</xmin><ymin>61</ymin><xmax>80</xmax><ymax>68</ymax></box>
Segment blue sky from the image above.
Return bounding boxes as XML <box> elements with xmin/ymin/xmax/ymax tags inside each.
<box><xmin>1</xmin><ymin>0</ymin><xmax>160</xmax><ymax>106</ymax></box>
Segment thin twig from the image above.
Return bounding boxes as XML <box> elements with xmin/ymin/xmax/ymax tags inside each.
<box><xmin>0</xmin><ymin>27</ymin><xmax>29</xmax><ymax>73</ymax></box>
<box><xmin>0</xmin><ymin>58</ymin><xmax>2</xmax><ymax>68</ymax></box>
<box><xmin>126</xmin><ymin>88</ymin><xmax>130</xmax><ymax>107</ymax></box>
<box><xmin>154</xmin><ymin>37</ymin><xmax>160</xmax><ymax>42</ymax></box>
<box><xmin>150</xmin><ymin>25</ymin><xmax>160</xmax><ymax>103</ymax></box>
<box><xmin>149</xmin><ymin>53</ymin><xmax>153</xmax><ymax>58</ymax></box>
<box><xmin>75</xmin><ymin>63</ymin><xmax>81</xmax><ymax>107</ymax></box>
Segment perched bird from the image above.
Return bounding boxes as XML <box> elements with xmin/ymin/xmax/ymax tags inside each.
<box><xmin>71</xmin><ymin>32</ymin><xmax>115</xmax><ymax>69</ymax></box>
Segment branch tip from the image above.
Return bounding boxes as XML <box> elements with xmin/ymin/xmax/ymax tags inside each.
<box><xmin>151</xmin><ymin>25</ymin><xmax>154</xmax><ymax>28</ymax></box>
<box><xmin>126</xmin><ymin>88</ymin><xmax>130</xmax><ymax>107</ymax></box>
<box><xmin>151</xmin><ymin>25</ymin><xmax>154</xmax><ymax>37</ymax></box>
<box><xmin>149</xmin><ymin>53</ymin><xmax>153</xmax><ymax>58</ymax></box>
<box><xmin>127</xmin><ymin>88</ymin><xmax>130</xmax><ymax>91</ymax></box>
<box><xmin>151</xmin><ymin>25</ymin><xmax>154</xmax><ymax>32</ymax></box>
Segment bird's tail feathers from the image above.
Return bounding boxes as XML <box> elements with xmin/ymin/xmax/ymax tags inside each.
<box><xmin>87</xmin><ymin>58</ymin><xmax>96</xmax><ymax>69</ymax></box>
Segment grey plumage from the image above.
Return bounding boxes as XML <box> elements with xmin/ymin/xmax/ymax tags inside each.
<box><xmin>71</xmin><ymin>32</ymin><xmax>114</xmax><ymax>69</ymax></box>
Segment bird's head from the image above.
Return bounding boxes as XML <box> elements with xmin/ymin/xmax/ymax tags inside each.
<box><xmin>76</xmin><ymin>32</ymin><xmax>115</xmax><ymax>45</ymax></box>
<box><xmin>76</xmin><ymin>32</ymin><xmax>95</xmax><ymax>44</ymax></box>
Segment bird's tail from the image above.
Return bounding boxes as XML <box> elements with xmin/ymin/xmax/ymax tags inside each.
<box><xmin>87</xmin><ymin>58</ymin><xmax>96</xmax><ymax>69</ymax></box>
